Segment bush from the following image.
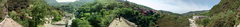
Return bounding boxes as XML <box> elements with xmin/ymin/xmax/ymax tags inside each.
<box><xmin>10</xmin><ymin>11</ymin><xmax>17</xmax><ymax>18</ymax></box>
<box><xmin>70</xmin><ymin>15</ymin><xmax>73</xmax><ymax>19</ymax></box>
<box><xmin>72</xmin><ymin>19</ymin><xmax>92</xmax><ymax>27</ymax></box>
<box><xmin>206</xmin><ymin>11</ymin><xmax>236</xmax><ymax>27</ymax></box>
<box><xmin>51</xmin><ymin>10</ymin><xmax>62</xmax><ymax>21</ymax></box>
<box><xmin>201</xmin><ymin>18</ymin><xmax>211</xmax><ymax>27</ymax></box>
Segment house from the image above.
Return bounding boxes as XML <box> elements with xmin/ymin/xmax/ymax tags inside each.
<box><xmin>27</xmin><ymin>16</ymin><xmax>32</xmax><ymax>19</ymax></box>
<box><xmin>193</xmin><ymin>16</ymin><xmax>208</xmax><ymax>20</ymax></box>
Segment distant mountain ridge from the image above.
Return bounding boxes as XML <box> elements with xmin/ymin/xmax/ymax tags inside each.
<box><xmin>157</xmin><ymin>10</ymin><xmax>180</xmax><ymax>15</ymax></box>
<box><xmin>181</xmin><ymin>10</ymin><xmax>209</xmax><ymax>16</ymax></box>
<box><xmin>45</xmin><ymin>0</ymin><xmax>95</xmax><ymax>13</ymax></box>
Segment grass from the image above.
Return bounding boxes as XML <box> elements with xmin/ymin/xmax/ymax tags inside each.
<box><xmin>70</xmin><ymin>15</ymin><xmax>73</xmax><ymax>19</ymax></box>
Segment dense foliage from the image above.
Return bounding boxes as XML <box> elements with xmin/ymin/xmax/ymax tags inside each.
<box><xmin>208</xmin><ymin>0</ymin><xmax>240</xmax><ymax>16</ymax></box>
<box><xmin>5</xmin><ymin>0</ymin><xmax>64</xmax><ymax>27</ymax></box>
<box><xmin>49</xmin><ymin>0</ymin><xmax>94</xmax><ymax>13</ymax></box>
<box><xmin>44</xmin><ymin>0</ymin><xmax>60</xmax><ymax>6</ymax></box>
<box><xmin>195</xmin><ymin>0</ymin><xmax>240</xmax><ymax>27</ymax></box>
<box><xmin>182</xmin><ymin>10</ymin><xmax>209</xmax><ymax>16</ymax></box>
<box><xmin>155</xmin><ymin>14</ymin><xmax>190</xmax><ymax>27</ymax></box>
<box><xmin>207</xmin><ymin>11</ymin><xmax>236</xmax><ymax>27</ymax></box>
<box><xmin>73</xmin><ymin>0</ymin><xmax>123</xmax><ymax>27</ymax></box>
<box><xmin>72</xmin><ymin>0</ymin><xmax>189</xmax><ymax>27</ymax></box>
<box><xmin>158</xmin><ymin>10</ymin><xmax>181</xmax><ymax>16</ymax></box>
<box><xmin>72</xmin><ymin>18</ymin><xmax>92</xmax><ymax>27</ymax></box>
<box><xmin>0</xmin><ymin>0</ymin><xmax>7</xmax><ymax>22</ymax></box>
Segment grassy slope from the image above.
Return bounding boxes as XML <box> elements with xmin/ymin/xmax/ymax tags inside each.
<box><xmin>195</xmin><ymin>0</ymin><xmax>240</xmax><ymax>27</ymax></box>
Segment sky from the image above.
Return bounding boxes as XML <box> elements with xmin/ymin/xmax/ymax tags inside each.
<box><xmin>127</xmin><ymin>0</ymin><xmax>221</xmax><ymax>14</ymax></box>
<box><xmin>56</xmin><ymin>0</ymin><xmax>76</xmax><ymax>2</ymax></box>
<box><xmin>56</xmin><ymin>0</ymin><xmax>221</xmax><ymax>14</ymax></box>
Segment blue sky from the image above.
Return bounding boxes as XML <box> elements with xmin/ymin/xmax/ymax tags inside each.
<box><xmin>56</xmin><ymin>0</ymin><xmax>221</xmax><ymax>14</ymax></box>
<box><xmin>56</xmin><ymin>0</ymin><xmax>76</xmax><ymax>2</ymax></box>
<box><xmin>127</xmin><ymin>0</ymin><xmax>221</xmax><ymax>14</ymax></box>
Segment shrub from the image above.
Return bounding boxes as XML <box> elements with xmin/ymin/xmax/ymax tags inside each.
<box><xmin>72</xmin><ymin>19</ymin><xmax>92</xmax><ymax>27</ymax></box>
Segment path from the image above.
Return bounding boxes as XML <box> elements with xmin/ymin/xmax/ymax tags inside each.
<box><xmin>189</xmin><ymin>18</ymin><xmax>197</xmax><ymax>27</ymax></box>
<box><xmin>0</xmin><ymin>4</ymin><xmax>23</xmax><ymax>27</ymax></box>
<box><xmin>2</xmin><ymin>18</ymin><xmax>23</xmax><ymax>27</ymax></box>
<box><xmin>108</xmin><ymin>17</ymin><xmax>137</xmax><ymax>27</ymax></box>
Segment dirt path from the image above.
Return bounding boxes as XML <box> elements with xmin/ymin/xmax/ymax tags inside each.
<box><xmin>2</xmin><ymin>18</ymin><xmax>23</xmax><ymax>27</ymax></box>
<box><xmin>108</xmin><ymin>17</ymin><xmax>137</xmax><ymax>27</ymax></box>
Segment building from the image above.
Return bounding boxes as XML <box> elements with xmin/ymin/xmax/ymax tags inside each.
<box><xmin>193</xmin><ymin>16</ymin><xmax>208</xmax><ymax>20</ymax></box>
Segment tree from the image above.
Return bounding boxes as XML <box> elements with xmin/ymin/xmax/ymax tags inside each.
<box><xmin>201</xmin><ymin>18</ymin><xmax>210</xmax><ymax>27</ymax></box>
<box><xmin>30</xmin><ymin>0</ymin><xmax>51</xmax><ymax>27</ymax></box>
<box><xmin>72</xmin><ymin>19</ymin><xmax>92</xmax><ymax>27</ymax></box>
<box><xmin>51</xmin><ymin>10</ymin><xmax>62</xmax><ymax>21</ymax></box>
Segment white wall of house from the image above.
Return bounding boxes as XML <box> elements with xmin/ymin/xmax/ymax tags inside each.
<box><xmin>193</xmin><ymin>16</ymin><xmax>207</xmax><ymax>20</ymax></box>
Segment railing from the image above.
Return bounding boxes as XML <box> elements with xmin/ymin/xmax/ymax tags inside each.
<box><xmin>0</xmin><ymin>4</ymin><xmax>8</xmax><ymax>27</ymax></box>
<box><xmin>0</xmin><ymin>17</ymin><xmax>7</xmax><ymax>27</ymax></box>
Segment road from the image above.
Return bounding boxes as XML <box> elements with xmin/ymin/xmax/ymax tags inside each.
<box><xmin>189</xmin><ymin>19</ymin><xmax>197</xmax><ymax>27</ymax></box>
<box><xmin>108</xmin><ymin>17</ymin><xmax>137</xmax><ymax>27</ymax></box>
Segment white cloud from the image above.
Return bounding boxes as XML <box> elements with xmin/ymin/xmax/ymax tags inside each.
<box><xmin>128</xmin><ymin>0</ymin><xmax>212</xmax><ymax>14</ymax></box>
<box><xmin>56</xmin><ymin>0</ymin><xmax>76</xmax><ymax>2</ymax></box>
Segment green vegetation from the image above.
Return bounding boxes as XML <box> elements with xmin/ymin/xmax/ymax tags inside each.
<box><xmin>70</xmin><ymin>15</ymin><xmax>74</xmax><ymax>19</ymax></box>
<box><xmin>182</xmin><ymin>10</ymin><xmax>209</xmax><ymax>16</ymax></box>
<box><xmin>3</xmin><ymin>0</ymin><xmax>240</xmax><ymax>27</ymax></box>
<box><xmin>44</xmin><ymin>0</ymin><xmax>62</xmax><ymax>6</ymax></box>
<box><xmin>206</xmin><ymin>11</ymin><xmax>236</xmax><ymax>27</ymax></box>
<box><xmin>208</xmin><ymin>0</ymin><xmax>240</xmax><ymax>16</ymax></box>
<box><xmin>195</xmin><ymin>18</ymin><xmax>211</xmax><ymax>27</ymax></box>
<box><xmin>194</xmin><ymin>0</ymin><xmax>240</xmax><ymax>27</ymax></box>
<box><xmin>158</xmin><ymin>10</ymin><xmax>181</xmax><ymax>15</ymax></box>
<box><xmin>156</xmin><ymin>14</ymin><xmax>189</xmax><ymax>27</ymax></box>
<box><xmin>51</xmin><ymin>10</ymin><xmax>62</xmax><ymax>21</ymax></box>
<box><xmin>0</xmin><ymin>0</ymin><xmax>8</xmax><ymax>22</ymax></box>
<box><xmin>5</xmin><ymin>0</ymin><xmax>64</xmax><ymax>27</ymax></box>
<box><xmin>47</xmin><ymin>0</ymin><xmax>94</xmax><ymax>13</ymax></box>
<box><xmin>72</xmin><ymin>18</ymin><xmax>92</xmax><ymax>27</ymax></box>
<box><xmin>71</xmin><ymin>0</ymin><xmax>189</xmax><ymax>27</ymax></box>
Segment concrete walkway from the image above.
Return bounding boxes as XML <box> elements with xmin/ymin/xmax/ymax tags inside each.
<box><xmin>108</xmin><ymin>17</ymin><xmax>137</xmax><ymax>27</ymax></box>
<box><xmin>189</xmin><ymin>19</ymin><xmax>197</xmax><ymax>27</ymax></box>
<box><xmin>2</xmin><ymin>18</ymin><xmax>23</xmax><ymax>27</ymax></box>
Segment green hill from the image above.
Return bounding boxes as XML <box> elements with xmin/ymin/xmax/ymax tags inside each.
<box><xmin>194</xmin><ymin>0</ymin><xmax>240</xmax><ymax>27</ymax></box>
<box><xmin>1</xmin><ymin>0</ymin><xmax>64</xmax><ymax>27</ymax></box>
<box><xmin>158</xmin><ymin>10</ymin><xmax>181</xmax><ymax>16</ymax></box>
<box><xmin>72</xmin><ymin>0</ymin><xmax>189</xmax><ymax>27</ymax></box>
<box><xmin>45</xmin><ymin>0</ymin><xmax>95</xmax><ymax>13</ymax></box>
<box><xmin>182</xmin><ymin>10</ymin><xmax>209</xmax><ymax>16</ymax></box>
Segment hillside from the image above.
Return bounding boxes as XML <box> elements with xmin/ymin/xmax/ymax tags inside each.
<box><xmin>45</xmin><ymin>0</ymin><xmax>94</xmax><ymax>13</ymax></box>
<box><xmin>72</xmin><ymin>0</ymin><xmax>189</xmax><ymax>27</ymax></box>
<box><xmin>0</xmin><ymin>0</ymin><xmax>191</xmax><ymax>27</ymax></box>
<box><xmin>0</xmin><ymin>0</ymin><xmax>7</xmax><ymax>21</ymax></box>
<box><xmin>0</xmin><ymin>0</ymin><xmax>65</xmax><ymax>27</ymax></box>
<box><xmin>182</xmin><ymin>10</ymin><xmax>209</xmax><ymax>16</ymax></box>
<box><xmin>158</xmin><ymin>10</ymin><xmax>180</xmax><ymax>16</ymax></box>
<box><xmin>194</xmin><ymin>0</ymin><xmax>240</xmax><ymax>27</ymax></box>
<box><xmin>208</xmin><ymin>0</ymin><xmax>239</xmax><ymax>16</ymax></box>
<box><xmin>45</xmin><ymin>0</ymin><xmax>60</xmax><ymax>6</ymax></box>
